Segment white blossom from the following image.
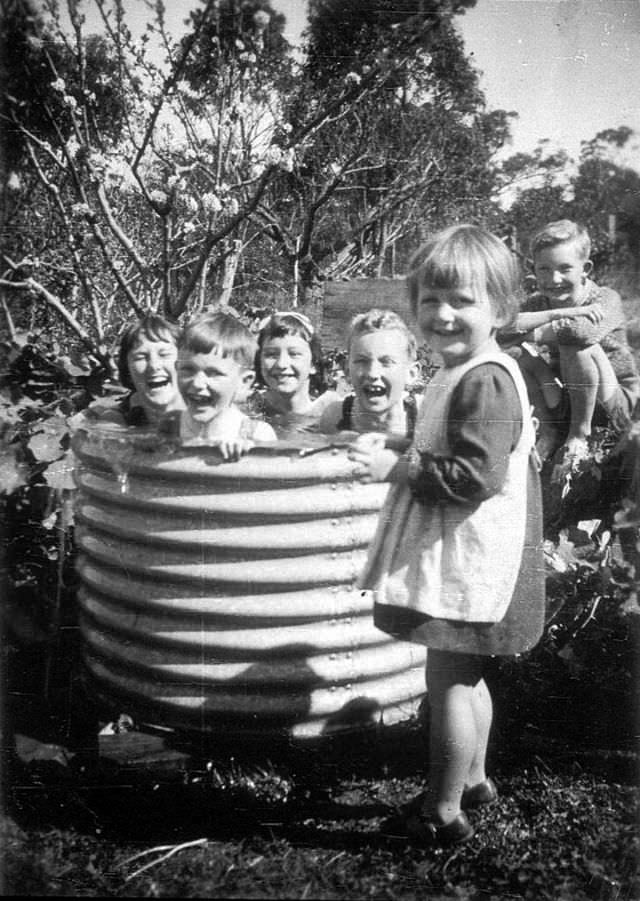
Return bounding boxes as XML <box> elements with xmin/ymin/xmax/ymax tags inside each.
<box><xmin>280</xmin><ymin>148</ymin><xmax>295</xmax><ymax>172</ymax></box>
<box><xmin>202</xmin><ymin>192</ymin><xmax>222</xmax><ymax>214</ymax></box>
<box><xmin>253</xmin><ymin>10</ymin><xmax>270</xmax><ymax>31</ymax></box>
<box><xmin>66</xmin><ymin>136</ymin><xmax>80</xmax><ymax>158</ymax></box>
<box><xmin>149</xmin><ymin>189</ymin><xmax>169</xmax><ymax>205</ymax></box>
<box><xmin>7</xmin><ymin>172</ymin><xmax>21</xmax><ymax>191</ymax></box>
<box><xmin>263</xmin><ymin>146</ymin><xmax>283</xmax><ymax>167</ymax></box>
<box><xmin>51</xmin><ymin>78</ymin><xmax>66</xmax><ymax>93</ymax></box>
<box><xmin>345</xmin><ymin>71</ymin><xmax>361</xmax><ymax>86</ymax></box>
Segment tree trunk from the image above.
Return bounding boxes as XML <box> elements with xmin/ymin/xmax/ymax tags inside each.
<box><xmin>217</xmin><ymin>239</ymin><xmax>242</xmax><ymax>308</ymax></box>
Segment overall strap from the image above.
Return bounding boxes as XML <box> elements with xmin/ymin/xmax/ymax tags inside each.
<box><xmin>336</xmin><ymin>394</ymin><xmax>355</xmax><ymax>431</ymax></box>
<box><xmin>403</xmin><ymin>394</ymin><xmax>417</xmax><ymax>439</ymax></box>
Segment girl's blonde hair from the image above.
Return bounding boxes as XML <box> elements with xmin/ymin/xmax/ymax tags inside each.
<box><xmin>406</xmin><ymin>224</ymin><xmax>523</xmax><ymax>328</ymax></box>
<box><xmin>348</xmin><ymin>308</ymin><xmax>417</xmax><ymax>360</ymax></box>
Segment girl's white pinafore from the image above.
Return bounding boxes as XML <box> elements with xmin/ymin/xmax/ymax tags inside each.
<box><xmin>359</xmin><ymin>350</ymin><xmax>536</xmax><ymax>625</ymax></box>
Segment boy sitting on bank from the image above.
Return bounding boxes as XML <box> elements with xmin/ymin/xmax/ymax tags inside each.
<box><xmin>501</xmin><ymin>219</ymin><xmax>640</xmax><ymax>472</ymax></box>
<box><xmin>167</xmin><ymin>311</ymin><xmax>276</xmax><ymax>458</ymax></box>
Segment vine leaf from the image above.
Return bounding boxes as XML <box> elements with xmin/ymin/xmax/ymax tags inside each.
<box><xmin>44</xmin><ymin>454</ymin><xmax>76</xmax><ymax>491</ymax></box>
<box><xmin>27</xmin><ymin>417</ymin><xmax>69</xmax><ymax>462</ymax></box>
<box><xmin>0</xmin><ymin>448</ymin><xmax>29</xmax><ymax>494</ymax></box>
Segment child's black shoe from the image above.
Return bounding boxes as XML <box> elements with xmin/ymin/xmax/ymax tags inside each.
<box><xmin>405</xmin><ymin>809</ymin><xmax>474</xmax><ymax>847</ymax></box>
<box><xmin>461</xmin><ymin>777</ymin><xmax>498</xmax><ymax>809</ymax></box>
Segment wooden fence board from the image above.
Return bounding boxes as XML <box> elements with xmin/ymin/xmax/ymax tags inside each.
<box><xmin>320</xmin><ymin>278</ymin><xmax>414</xmax><ymax>350</ymax></box>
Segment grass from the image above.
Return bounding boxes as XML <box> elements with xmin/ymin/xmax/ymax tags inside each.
<box><xmin>3</xmin><ymin>706</ymin><xmax>639</xmax><ymax>899</ymax></box>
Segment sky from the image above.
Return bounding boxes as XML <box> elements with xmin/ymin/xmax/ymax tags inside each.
<box><xmin>455</xmin><ymin>0</ymin><xmax>640</xmax><ymax>163</ymax></box>
<box><xmin>274</xmin><ymin>0</ymin><xmax>640</xmax><ymax>166</ymax></box>
<box><xmin>57</xmin><ymin>0</ymin><xmax>640</xmax><ymax>168</ymax></box>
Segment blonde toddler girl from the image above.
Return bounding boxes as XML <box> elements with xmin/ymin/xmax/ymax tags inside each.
<box><xmin>350</xmin><ymin>225</ymin><xmax>545</xmax><ymax>846</ymax></box>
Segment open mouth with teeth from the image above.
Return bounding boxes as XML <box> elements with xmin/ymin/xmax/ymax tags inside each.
<box><xmin>360</xmin><ymin>384</ymin><xmax>390</xmax><ymax>405</ymax></box>
<box><xmin>186</xmin><ymin>393</ymin><xmax>211</xmax><ymax>406</ymax></box>
<box><xmin>147</xmin><ymin>376</ymin><xmax>172</xmax><ymax>389</ymax></box>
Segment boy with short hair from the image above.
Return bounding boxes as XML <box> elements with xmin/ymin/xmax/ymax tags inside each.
<box><xmin>172</xmin><ymin>311</ymin><xmax>276</xmax><ymax>458</ymax></box>
<box><xmin>318</xmin><ymin>308</ymin><xmax>420</xmax><ymax>445</ymax></box>
<box><xmin>501</xmin><ymin>219</ymin><xmax>639</xmax><ymax>469</ymax></box>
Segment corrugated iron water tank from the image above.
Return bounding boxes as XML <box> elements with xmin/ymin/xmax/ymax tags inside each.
<box><xmin>72</xmin><ymin>425</ymin><xmax>426</xmax><ymax>740</ymax></box>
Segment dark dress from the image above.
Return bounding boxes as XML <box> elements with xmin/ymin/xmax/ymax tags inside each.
<box><xmin>371</xmin><ymin>363</ymin><xmax>546</xmax><ymax>656</ymax></box>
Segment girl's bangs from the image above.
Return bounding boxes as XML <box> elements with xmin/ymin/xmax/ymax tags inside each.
<box><xmin>421</xmin><ymin>242</ymin><xmax>484</xmax><ymax>291</ymax></box>
<box><xmin>260</xmin><ymin>314</ymin><xmax>313</xmax><ymax>343</ymax></box>
<box><xmin>141</xmin><ymin>323</ymin><xmax>174</xmax><ymax>344</ymax></box>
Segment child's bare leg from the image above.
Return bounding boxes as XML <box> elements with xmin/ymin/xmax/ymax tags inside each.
<box><xmin>516</xmin><ymin>353</ymin><xmax>565</xmax><ymax>460</ymax></box>
<box><xmin>425</xmin><ymin>650</ymin><xmax>486</xmax><ymax>824</ymax></box>
<box><xmin>467</xmin><ymin>677</ymin><xmax>493</xmax><ymax>788</ymax></box>
<box><xmin>519</xmin><ymin>352</ymin><xmax>562</xmax><ymax>411</ymax></box>
<box><xmin>558</xmin><ymin>344</ymin><xmax>618</xmax><ymax>449</ymax></box>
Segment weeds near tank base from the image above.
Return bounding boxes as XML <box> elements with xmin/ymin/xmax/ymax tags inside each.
<box><xmin>4</xmin><ymin>718</ymin><xmax>639</xmax><ymax>900</ymax></box>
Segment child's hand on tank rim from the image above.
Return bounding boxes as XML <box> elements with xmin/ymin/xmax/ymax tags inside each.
<box><xmin>348</xmin><ymin>432</ymin><xmax>400</xmax><ymax>482</ymax></box>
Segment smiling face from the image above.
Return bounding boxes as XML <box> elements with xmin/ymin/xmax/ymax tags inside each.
<box><xmin>260</xmin><ymin>333</ymin><xmax>315</xmax><ymax>401</ymax></box>
<box><xmin>348</xmin><ymin>329</ymin><xmax>412</xmax><ymax>416</ymax></box>
<box><xmin>533</xmin><ymin>241</ymin><xmax>591</xmax><ymax>306</ymax></box>
<box><xmin>127</xmin><ymin>335</ymin><xmax>179</xmax><ymax>413</ymax></box>
<box><xmin>415</xmin><ymin>283</ymin><xmax>500</xmax><ymax>368</ymax></box>
<box><xmin>177</xmin><ymin>347</ymin><xmax>254</xmax><ymax>424</ymax></box>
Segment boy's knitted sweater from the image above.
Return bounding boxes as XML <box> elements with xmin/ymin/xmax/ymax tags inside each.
<box><xmin>503</xmin><ymin>280</ymin><xmax>640</xmax><ymax>412</ymax></box>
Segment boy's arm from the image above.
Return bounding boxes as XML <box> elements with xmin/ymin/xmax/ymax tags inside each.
<box><xmin>512</xmin><ymin>304</ymin><xmax>605</xmax><ymax>338</ymax></box>
<box><xmin>552</xmin><ymin>288</ymin><xmax>625</xmax><ymax>346</ymax></box>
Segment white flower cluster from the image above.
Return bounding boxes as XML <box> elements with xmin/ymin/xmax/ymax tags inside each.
<box><xmin>149</xmin><ymin>189</ymin><xmax>169</xmax><ymax>205</ymax></box>
<box><xmin>201</xmin><ymin>192</ymin><xmax>222</xmax><ymax>214</ymax></box>
<box><xmin>71</xmin><ymin>202</ymin><xmax>91</xmax><ymax>217</ymax></box>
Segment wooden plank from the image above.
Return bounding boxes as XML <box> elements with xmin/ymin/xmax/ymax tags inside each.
<box><xmin>98</xmin><ymin>731</ymin><xmax>192</xmax><ymax>771</ymax></box>
<box><xmin>320</xmin><ymin>278</ymin><xmax>415</xmax><ymax>350</ymax></box>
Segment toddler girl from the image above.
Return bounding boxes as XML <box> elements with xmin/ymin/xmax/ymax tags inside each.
<box><xmin>350</xmin><ymin>225</ymin><xmax>545</xmax><ymax>846</ymax></box>
<box><xmin>318</xmin><ymin>308</ymin><xmax>419</xmax><ymax>445</ymax></box>
<box><xmin>254</xmin><ymin>311</ymin><xmax>336</xmax><ymax>437</ymax></box>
